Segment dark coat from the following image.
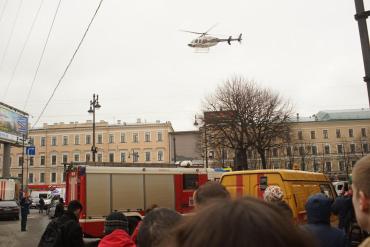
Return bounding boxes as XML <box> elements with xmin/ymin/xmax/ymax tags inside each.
<box><xmin>58</xmin><ymin>211</ymin><xmax>84</xmax><ymax>247</ymax></box>
<box><xmin>332</xmin><ymin>195</ymin><xmax>354</xmax><ymax>230</ymax></box>
<box><xmin>54</xmin><ymin>203</ymin><xmax>64</xmax><ymax>218</ymax></box>
<box><xmin>39</xmin><ymin>198</ymin><xmax>45</xmax><ymax>206</ymax></box>
<box><xmin>303</xmin><ymin>194</ymin><xmax>347</xmax><ymax>247</ymax></box>
<box><xmin>20</xmin><ymin>198</ymin><xmax>31</xmax><ymax>216</ymax></box>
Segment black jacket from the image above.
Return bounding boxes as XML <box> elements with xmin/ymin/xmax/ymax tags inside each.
<box><xmin>58</xmin><ymin>211</ymin><xmax>84</xmax><ymax>247</ymax></box>
<box><xmin>332</xmin><ymin>195</ymin><xmax>354</xmax><ymax>230</ymax></box>
<box><xmin>54</xmin><ymin>203</ymin><xmax>64</xmax><ymax>218</ymax></box>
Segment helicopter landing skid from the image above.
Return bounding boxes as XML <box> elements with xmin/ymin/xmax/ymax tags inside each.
<box><xmin>194</xmin><ymin>47</ymin><xmax>209</xmax><ymax>53</ymax></box>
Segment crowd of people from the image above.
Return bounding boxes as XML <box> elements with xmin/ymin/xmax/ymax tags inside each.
<box><xmin>35</xmin><ymin>155</ymin><xmax>370</xmax><ymax>247</ymax></box>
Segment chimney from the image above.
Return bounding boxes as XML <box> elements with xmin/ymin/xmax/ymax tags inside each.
<box><xmin>137</xmin><ymin>118</ymin><xmax>141</xmax><ymax>124</ymax></box>
<box><xmin>296</xmin><ymin>113</ymin><xmax>299</xmax><ymax>122</ymax></box>
<box><xmin>156</xmin><ymin>120</ymin><xmax>160</xmax><ymax>123</ymax></box>
<box><xmin>117</xmin><ymin>120</ymin><xmax>121</xmax><ymax>124</ymax></box>
<box><xmin>43</xmin><ymin>123</ymin><xmax>48</xmax><ymax>128</ymax></box>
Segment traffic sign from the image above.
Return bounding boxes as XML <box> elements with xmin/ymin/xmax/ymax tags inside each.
<box><xmin>26</xmin><ymin>146</ymin><xmax>36</xmax><ymax>156</ymax></box>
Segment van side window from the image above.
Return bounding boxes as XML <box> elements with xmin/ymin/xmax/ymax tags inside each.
<box><xmin>319</xmin><ymin>184</ymin><xmax>334</xmax><ymax>200</ymax></box>
<box><xmin>183</xmin><ymin>174</ymin><xmax>198</xmax><ymax>190</ymax></box>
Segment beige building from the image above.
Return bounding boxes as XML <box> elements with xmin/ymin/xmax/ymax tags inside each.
<box><xmin>245</xmin><ymin>110</ymin><xmax>370</xmax><ymax>178</ymax></box>
<box><xmin>0</xmin><ymin>120</ymin><xmax>173</xmax><ymax>188</ymax></box>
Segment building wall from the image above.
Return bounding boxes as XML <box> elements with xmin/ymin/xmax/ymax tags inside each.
<box><xmin>0</xmin><ymin>120</ymin><xmax>173</xmax><ymax>186</ymax></box>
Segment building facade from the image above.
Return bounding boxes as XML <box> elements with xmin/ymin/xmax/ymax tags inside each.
<box><xmin>0</xmin><ymin>120</ymin><xmax>173</xmax><ymax>188</ymax></box>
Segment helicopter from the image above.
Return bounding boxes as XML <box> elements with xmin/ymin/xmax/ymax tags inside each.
<box><xmin>181</xmin><ymin>25</ymin><xmax>242</xmax><ymax>49</ymax></box>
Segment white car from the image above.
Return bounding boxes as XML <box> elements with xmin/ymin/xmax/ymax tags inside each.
<box><xmin>332</xmin><ymin>181</ymin><xmax>349</xmax><ymax>196</ymax></box>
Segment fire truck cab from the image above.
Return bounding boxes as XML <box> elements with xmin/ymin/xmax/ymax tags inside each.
<box><xmin>65</xmin><ymin>165</ymin><xmax>208</xmax><ymax>237</ymax></box>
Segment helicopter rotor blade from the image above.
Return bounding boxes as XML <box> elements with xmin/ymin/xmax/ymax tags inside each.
<box><xmin>204</xmin><ymin>23</ymin><xmax>218</xmax><ymax>35</ymax></box>
<box><xmin>179</xmin><ymin>30</ymin><xmax>204</xmax><ymax>35</ymax></box>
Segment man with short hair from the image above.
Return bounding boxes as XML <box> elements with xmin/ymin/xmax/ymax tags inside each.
<box><xmin>352</xmin><ymin>155</ymin><xmax>370</xmax><ymax>246</ymax></box>
<box><xmin>98</xmin><ymin>211</ymin><xmax>135</xmax><ymax>247</ymax></box>
<box><xmin>39</xmin><ymin>200</ymin><xmax>84</xmax><ymax>247</ymax></box>
<box><xmin>193</xmin><ymin>181</ymin><xmax>230</xmax><ymax>209</ymax></box>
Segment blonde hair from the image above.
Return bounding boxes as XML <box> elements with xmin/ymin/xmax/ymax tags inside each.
<box><xmin>353</xmin><ymin>155</ymin><xmax>370</xmax><ymax>197</ymax></box>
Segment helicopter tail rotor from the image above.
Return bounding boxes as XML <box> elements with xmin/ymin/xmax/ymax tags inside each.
<box><xmin>238</xmin><ymin>33</ymin><xmax>242</xmax><ymax>43</ymax></box>
<box><xmin>227</xmin><ymin>36</ymin><xmax>232</xmax><ymax>45</ymax></box>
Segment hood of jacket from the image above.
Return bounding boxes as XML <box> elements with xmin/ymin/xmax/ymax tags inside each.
<box><xmin>98</xmin><ymin>229</ymin><xmax>136</xmax><ymax>247</ymax></box>
<box><xmin>305</xmin><ymin>193</ymin><xmax>331</xmax><ymax>224</ymax></box>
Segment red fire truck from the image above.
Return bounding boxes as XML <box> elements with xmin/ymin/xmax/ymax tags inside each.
<box><xmin>65</xmin><ymin>165</ymin><xmax>208</xmax><ymax>237</ymax></box>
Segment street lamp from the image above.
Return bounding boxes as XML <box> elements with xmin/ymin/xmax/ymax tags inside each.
<box><xmin>88</xmin><ymin>94</ymin><xmax>101</xmax><ymax>163</ymax></box>
<box><xmin>128</xmin><ymin>150</ymin><xmax>139</xmax><ymax>165</ymax></box>
<box><xmin>194</xmin><ymin>115</ymin><xmax>208</xmax><ymax>169</ymax></box>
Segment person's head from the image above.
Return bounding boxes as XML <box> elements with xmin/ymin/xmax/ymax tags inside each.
<box><xmin>172</xmin><ymin>197</ymin><xmax>312</xmax><ymax>247</ymax></box>
<box><xmin>145</xmin><ymin>204</ymin><xmax>158</xmax><ymax>215</ymax></box>
<box><xmin>137</xmin><ymin>208</ymin><xmax>182</xmax><ymax>247</ymax></box>
<box><xmin>67</xmin><ymin>200</ymin><xmax>83</xmax><ymax>218</ymax></box>
<box><xmin>59</xmin><ymin>198</ymin><xmax>64</xmax><ymax>204</ymax></box>
<box><xmin>263</xmin><ymin>186</ymin><xmax>284</xmax><ymax>202</ymax></box>
<box><xmin>305</xmin><ymin>193</ymin><xmax>331</xmax><ymax>225</ymax></box>
<box><xmin>352</xmin><ymin>155</ymin><xmax>370</xmax><ymax>231</ymax></box>
<box><xmin>104</xmin><ymin>211</ymin><xmax>129</xmax><ymax>235</ymax></box>
<box><xmin>193</xmin><ymin>181</ymin><xmax>230</xmax><ymax>209</ymax></box>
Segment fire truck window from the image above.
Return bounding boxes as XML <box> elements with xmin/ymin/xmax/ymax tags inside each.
<box><xmin>183</xmin><ymin>174</ymin><xmax>198</xmax><ymax>190</ymax></box>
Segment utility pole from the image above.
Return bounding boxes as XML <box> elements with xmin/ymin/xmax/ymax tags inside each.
<box><xmin>354</xmin><ymin>0</ymin><xmax>370</xmax><ymax>106</ymax></box>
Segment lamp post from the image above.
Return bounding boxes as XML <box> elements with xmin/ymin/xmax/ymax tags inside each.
<box><xmin>88</xmin><ymin>94</ymin><xmax>101</xmax><ymax>163</ymax></box>
<box><xmin>194</xmin><ymin>115</ymin><xmax>208</xmax><ymax>169</ymax></box>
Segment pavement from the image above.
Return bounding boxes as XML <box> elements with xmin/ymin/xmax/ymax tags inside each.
<box><xmin>0</xmin><ymin>209</ymin><xmax>50</xmax><ymax>247</ymax></box>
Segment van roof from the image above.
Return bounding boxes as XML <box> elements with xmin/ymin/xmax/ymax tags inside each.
<box><xmin>221</xmin><ymin>169</ymin><xmax>329</xmax><ymax>182</ymax></box>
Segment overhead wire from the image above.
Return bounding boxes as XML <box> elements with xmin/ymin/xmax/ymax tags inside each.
<box><xmin>0</xmin><ymin>0</ymin><xmax>23</xmax><ymax>71</ymax></box>
<box><xmin>0</xmin><ymin>0</ymin><xmax>9</xmax><ymax>25</ymax></box>
<box><xmin>23</xmin><ymin>0</ymin><xmax>62</xmax><ymax>109</ymax></box>
<box><xmin>32</xmin><ymin>0</ymin><xmax>104</xmax><ymax>129</ymax></box>
<box><xmin>2</xmin><ymin>0</ymin><xmax>45</xmax><ymax>101</ymax></box>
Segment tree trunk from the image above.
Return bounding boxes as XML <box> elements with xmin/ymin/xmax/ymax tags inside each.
<box><xmin>258</xmin><ymin>150</ymin><xmax>267</xmax><ymax>169</ymax></box>
<box><xmin>234</xmin><ymin>148</ymin><xmax>248</xmax><ymax>170</ymax></box>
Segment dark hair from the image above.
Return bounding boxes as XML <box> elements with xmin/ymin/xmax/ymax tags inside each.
<box><xmin>193</xmin><ymin>181</ymin><xmax>230</xmax><ymax>206</ymax></box>
<box><xmin>173</xmin><ymin>197</ymin><xmax>314</xmax><ymax>247</ymax></box>
<box><xmin>270</xmin><ymin>201</ymin><xmax>293</xmax><ymax>220</ymax></box>
<box><xmin>67</xmin><ymin>200</ymin><xmax>83</xmax><ymax>212</ymax></box>
<box><xmin>59</xmin><ymin>198</ymin><xmax>64</xmax><ymax>204</ymax></box>
<box><xmin>137</xmin><ymin>208</ymin><xmax>182</xmax><ymax>247</ymax></box>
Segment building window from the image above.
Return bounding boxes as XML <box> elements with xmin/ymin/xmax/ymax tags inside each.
<box><xmin>98</xmin><ymin>153</ymin><xmax>102</xmax><ymax>162</ymax></box>
<box><xmin>75</xmin><ymin>135</ymin><xmax>80</xmax><ymax>145</ymax></box>
<box><xmin>337</xmin><ymin>144</ymin><xmax>343</xmax><ymax>154</ymax></box>
<box><xmin>29</xmin><ymin>173</ymin><xmax>34</xmax><ymax>184</ymax></box>
<box><xmin>17</xmin><ymin>174</ymin><xmax>22</xmax><ymax>180</ymax></box>
<box><xmin>157</xmin><ymin>150</ymin><xmax>163</xmax><ymax>161</ymax></box>
<box><xmin>86</xmin><ymin>135</ymin><xmax>91</xmax><ymax>145</ymax></box>
<box><xmin>350</xmin><ymin>144</ymin><xmax>356</xmax><ymax>153</ymax></box>
<box><xmin>362</xmin><ymin>128</ymin><xmax>367</xmax><ymax>137</ymax></box>
<box><xmin>286</xmin><ymin>146</ymin><xmax>292</xmax><ymax>156</ymax></box>
<box><xmin>363</xmin><ymin>143</ymin><xmax>369</xmax><ymax>153</ymax></box>
<box><xmin>313</xmin><ymin>161</ymin><xmax>319</xmax><ymax>172</ymax></box>
<box><xmin>74</xmin><ymin>154</ymin><xmax>80</xmax><ymax>162</ymax></box>
<box><xmin>349</xmin><ymin>129</ymin><xmax>354</xmax><ymax>138</ymax></box>
<box><xmin>62</xmin><ymin>173</ymin><xmax>66</xmax><ymax>182</ymax></box>
<box><xmin>40</xmin><ymin>173</ymin><xmax>45</xmax><ymax>183</ymax></box>
<box><xmin>62</xmin><ymin>154</ymin><xmax>68</xmax><ymax>163</ymax></box>
<box><xmin>209</xmin><ymin>150</ymin><xmax>215</xmax><ymax>159</ymax></box>
<box><xmin>40</xmin><ymin>155</ymin><xmax>45</xmax><ymax>166</ymax></box>
<box><xmin>339</xmin><ymin>161</ymin><xmax>345</xmax><ymax>172</ymax></box>
<box><xmin>51</xmin><ymin>136</ymin><xmax>57</xmax><ymax>146</ymax></box>
<box><xmin>310</xmin><ymin>131</ymin><xmax>316</xmax><ymax>140</ymax></box>
<box><xmin>18</xmin><ymin>156</ymin><xmax>23</xmax><ymax>167</ymax></box>
<box><xmin>97</xmin><ymin>134</ymin><xmax>103</xmax><ymax>144</ymax></box>
<box><xmin>29</xmin><ymin>157</ymin><xmax>34</xmax><ymax>166</ymax></box>
<box><xmin>145</xmin><ymin>132</ymin><xmax>151</xmax><ymax>142</ymax></box>
<box><xmin>133</xmin><ymin>133</ymin><xmax>139</xmax><ymax>143</ymax></box>
<box><xmin>51</xmin><ymin>173</ymin><xmax>56</xmax><ymax>183</ymax></box>
<box><xmin>323</xmin><ymin>130</ymin><xmax>328</xmax><ymax>139</ymax></box>
<box><xmin>272</xmin><ymin>148</ymin><xmax>278</xmax><ymax>157</ymax></box>
<box><xmin>297</xmin><ymin>131</ymin><xmax>303</xmax><ymax>140</ymax></box>
<box><xmin>51</xmin><ymin>155</ymin><xmax>57</xmax><ymax>165</ymax></box>
<box><xmin>324</xmin><ymin>145</ymin><xmax>330</xmax><ymax>155</ymax></box>
<box><xmin>336</xmin><ymin>129</ymin><xmax>341</xmax><ymax>138</ymax></box>
<box><xmin>63</xmin><ymin>136</ymin><xmax>68</xmax><ymax>145</ymax></box>
<box><xmin>352</xmin><ymin>160</ymin><xmax>357</xmax><ymax>167</ymax></box>
<box><xmin>157</xmin><ymin>132</ymin><xmax>163</xmax><ymax>142</ymax></box>
<box><xmin>325</xmin><ymin>162</ymin><xmax>332</xmax><ymax>172</ymax></box>
<box><xmin>298</xmin><ymin>146</ymin><xmax>305</xmax><ymax>156</ymax></box>
<box><xmin>120</xmin><ymin>152</ymin><xmax>126</xmax><ymax>162</ymax></box>
<box><xmin>120</xmin><ymin>133</ymin><xmax>126</xmax><ymax>143</ymax></box>
<box><xmin>29</xmin><ymin>137</ymin><xmax>34</xmax><ymax>145</ymax></box>
<box><xmin>86</xmin><ymin>153</ymin><xmax>91</xmax><ymax>162</ymax></box>
<box><xmin>109</xmin><ymin>153</ymin><xmax>114</xmax><ymax>162</ymax></box>
<box><xmin>145</xmin><ymin>151</ymin><xmax>151</xmax><ymax>161</ymax></box>
<box><xmin>109</xmin><ymin>134</ymin><xmax>114</xmax><ymax>144</ymax></box>
<box><xmin>310</xmin><ymin>146</ymin><xmax>317</xmax><ymax>155</ymax></box>
<box><xmin>133</xmin><ymin>152</ymin><xmax>139</xmax><ymax>162</ymax></box>
<box><xmin>41</xmin><ymin>137</ymin><xmax>46</xmax><ymax>147</ymax></box>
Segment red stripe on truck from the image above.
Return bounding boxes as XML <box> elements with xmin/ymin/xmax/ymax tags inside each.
<box><xmin>236</xmin><ymin>175</ymin><xmax>243</xmax><ymax>197</ymax></box>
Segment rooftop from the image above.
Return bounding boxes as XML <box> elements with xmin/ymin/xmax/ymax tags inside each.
<box><xmin>295</xmin><ymin>109</ymin><xmax>370</xmax><ymax>122</ymax></box>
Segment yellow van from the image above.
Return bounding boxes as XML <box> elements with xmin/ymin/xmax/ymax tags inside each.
<box><xmin>220</xmin><ymin>169</ymin><xmax>337</xmax><ymax>224</ymax></box>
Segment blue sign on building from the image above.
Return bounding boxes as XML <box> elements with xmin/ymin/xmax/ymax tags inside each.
<box><xmin>26</xmin><ymin>146</ymin><xmax>36</xmax><ymax>156</ymax></box>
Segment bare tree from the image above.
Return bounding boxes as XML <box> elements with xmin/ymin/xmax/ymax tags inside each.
<box><xmin>203</xmin><ymin>76</ymin><xmax>293</xmax><ymax>170</ymax></box>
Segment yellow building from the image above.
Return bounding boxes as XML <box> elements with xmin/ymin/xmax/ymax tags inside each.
<box><xmin>0</xmin><ymin>120</ymin><xmax>173</xmax><ymax>188</ymax></box>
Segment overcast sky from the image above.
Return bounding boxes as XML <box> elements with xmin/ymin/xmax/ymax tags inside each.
<box><xmin>0</xmin><ymin>0</ymin><xmax>369</xmax><ymax>131</ymax></box>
